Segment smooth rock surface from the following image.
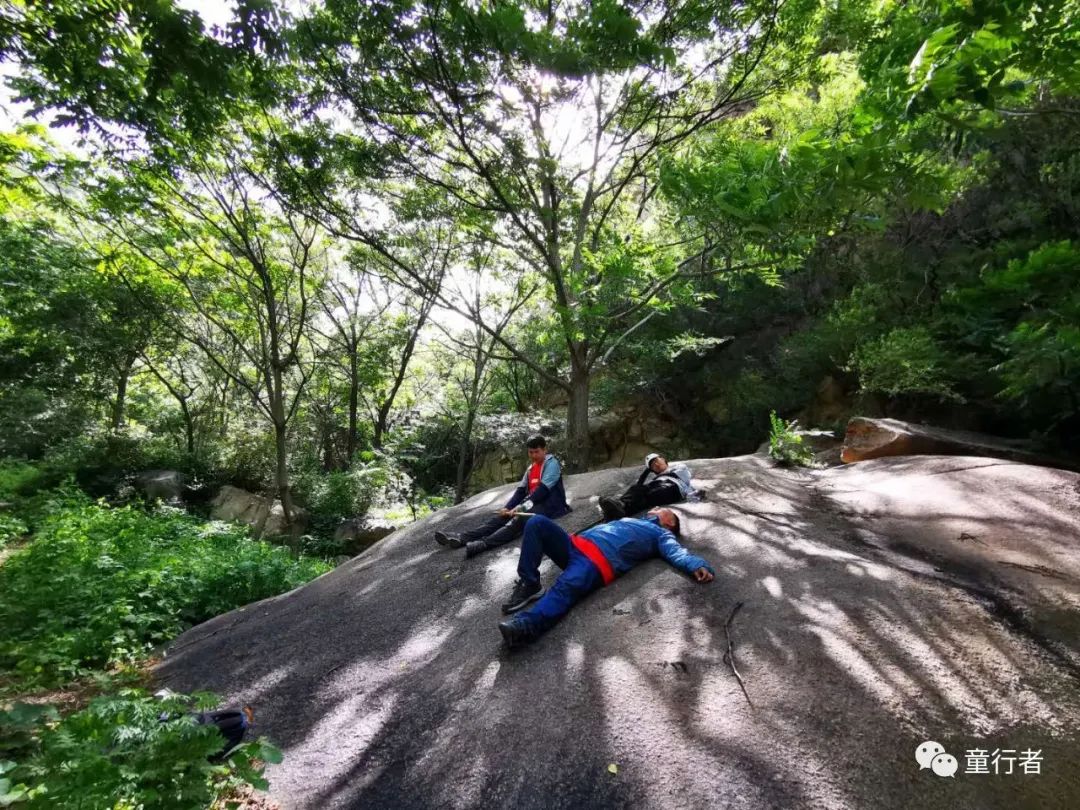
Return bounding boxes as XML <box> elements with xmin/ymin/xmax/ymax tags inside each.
<box><xmin>840</xmin><ymin>416</ymin><xmax>1075</xmax><ymax>470</ymax></box>
<box><xmin>158</xmin><ymin>456</ymin><xmax>1080</xmax><ymax>809</ymax></box>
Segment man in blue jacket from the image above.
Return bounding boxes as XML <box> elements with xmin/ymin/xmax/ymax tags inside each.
<box><xmin>497</xmin><ymin>508</ymin><xmax>715</xmax><ymax>647</ymax></box>
<box><xmin>434</xmin><ymin>434</ymin><xmax>570</xmax><ymax>559</ymax></box>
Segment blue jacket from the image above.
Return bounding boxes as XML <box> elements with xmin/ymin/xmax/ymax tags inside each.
<box><xmin>504</xmin><ymin>454</ymin><xmax>570</xmax><ymax>518</ymax></box>
<box><xmin>581</xmin><ymin>515</ymin><xmax>713</xmax><ymax>577</ymax></box>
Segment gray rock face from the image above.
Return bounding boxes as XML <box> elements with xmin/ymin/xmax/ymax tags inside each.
<box><xmin>333</xmin><ymin>517</ymin><xmax>398</xmax><ymax>555</ymax></box>
<box><xmin>134</xmin><ymin>469</ymin><xmax>189</xmax><ymax>503</ymax></box>
<box><xmin>841</xmin><ymin>416</ymin><xmax>1077</xmax><ymax>470</ymax></box>
<box><xmin>158</xmin><ymin>456</ymin><xmax>1080</xmax><ymax>810</ymax></box>
<box><xmin>209</xmin><ymin>485</ymin><xmax>308</xmax><ymax>538</ymax></box>
<box><xmin>467</xmin><ymin>407</ymin><xmax>693</xmax><ymax>492</ymax></box>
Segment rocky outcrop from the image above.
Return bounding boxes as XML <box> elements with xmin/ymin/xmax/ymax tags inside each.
<box><xmin>467</xmin><ymin>406</ymin><xmax>694</xmax><ymax>492</ymax></box>
<box><xmin>333</xmin><ymin>517</ymin><xmax>398</xmax><ymax>555</ymax></box>
<box><xmin>800</xmin><ymin>374</ymin><xmax>855</xmax><ymax>427</ymax></box>
<box><xmin>159</xmin><ymin>455</ymin><xmax>1080</xmax><ymax>810</ymax></box>
<box><xmin>841</xmin><ymin>416</ymin><xmax>1078</xmax><ymax>470</ymax></box>
<box><xmin>209</xmin><ymin>485</ymin><xmax>308</xmax><ymax>538</ymax></box>
<box><xmin>585</xmin><ymin>406</ymin><xmax>690</xmax><ymax>470</ymax></box>
<box><xmin>134</xmin><ymin>469</ymin><xmax>188</xmax><ymax>503</ymax></box>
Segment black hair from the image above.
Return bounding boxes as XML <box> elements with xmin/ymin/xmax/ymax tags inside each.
<box><xmin>669</xmin><ymin>512</ymin><xmax>681</xmax><ymax>537</ymax></box>
<box><xmin>526</xmin><ymin>434</ymin><xmax>547</xmax><ymax>449</ymax></box>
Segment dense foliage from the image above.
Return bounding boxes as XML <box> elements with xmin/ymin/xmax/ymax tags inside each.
<box><xmin>0</xmin><ymin>470</ymin><xmax>320</xmax><ymax>808</ymax></box>
<box><xmin>1</xmin><ymin>691</ymin><xmax>282</xmax><ymax>808</ymax></box>
<box><xmin>0</xmin><ymin>487</ymin><xmax>328</xmax><ymax>691</ymax></box>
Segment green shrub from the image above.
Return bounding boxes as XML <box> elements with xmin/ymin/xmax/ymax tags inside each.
<box><xmin>294</xmin><ymin>452</ymin><xmax>418</xmax><ymax>531</ymax></box>
<box><xmin>852</xmin><ymin>326</ymin><xmax>962</xmax><ymax>401</ymax></box>
<box><xmin>0</xmin><ymin>514</ymin><xmax>27</xmax><ymax>549</ymax></box>
<box><xmin>0</xmin><ymin>690</ymin><xmax>281</xmax><ymax>809</ymax></box>
<box><xmin>0</xmin><ymin>493</ymin><xmax>329</xmax><ymax>691</ymax></box>
<box><xmin>0</xmin><ymin>461</ymin><xmax>44</xmax><ymax>502</ymax></box>
<box><xmin>767</xmin><ymin>411</ymin><xmax>815</xmax><ymax>467</ymax></box>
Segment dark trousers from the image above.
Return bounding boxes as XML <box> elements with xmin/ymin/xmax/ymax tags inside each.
<box><xmin>616</xmin><ymin>479</ymin><xmax>683</xmax><ymax>515</ymax></box>
<box><xmin>460</xmin><ymin>512</ymin><xmax>530</xmax><ymax>548</ymax></box>
<box><xmin>516</xmin><ymin>516</ymin><xmax>603</xmax><ymax>635</ymax></box>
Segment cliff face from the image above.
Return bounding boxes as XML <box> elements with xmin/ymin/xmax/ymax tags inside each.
<box><xmin>157</xmin><ymin>454</ymin><xmax>1080</xmax><ymax>809</ymax></box>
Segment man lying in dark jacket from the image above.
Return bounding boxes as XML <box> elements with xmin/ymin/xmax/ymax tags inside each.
<box><xmin>434</xmin><ymin>434</ymin><xmax>570</xmax><ymax>559</ymax></box>
<box><xmin>598</xmin><ymin>452</ymin><xmax>694</xmax><ymax>521</ymax></box>
<box><xmin>497</xmin><ymin>508</ymin><xmax>715</xmax><ymax>647</ymax></box>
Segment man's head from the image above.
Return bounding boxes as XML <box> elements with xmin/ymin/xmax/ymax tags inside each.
<box><xmin>526</xmin><ymin>434</ymin><xmax>547</xmax><ymax>464</ymax></box>
<box><xmin>648</xmin><ymin>507</ymin><xmax>681</xmax><ymax>536</ymax></box>
<box><xmin>646</xmin><ymin>452</ymin><xmax>669</xmax><ymax>474</ymax></box>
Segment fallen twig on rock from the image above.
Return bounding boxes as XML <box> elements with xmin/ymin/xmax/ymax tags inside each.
<box><xmin>722</xmin><ymin>600</ymin><xmax>754</xmax><ymax>708</ymax></box>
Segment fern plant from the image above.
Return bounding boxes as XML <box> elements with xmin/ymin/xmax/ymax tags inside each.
<box><xmin>767</xmin><ymin>411</ymin><xmax>816</xmax><ymax>467</ymax></box>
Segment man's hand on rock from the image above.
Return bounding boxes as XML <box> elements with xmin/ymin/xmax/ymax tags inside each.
<box><xmin>497</xmin><ymin>508</ymin><xmax>513</xmax><ymax>518</ymax></box>
<box><xmin>694</xmin><ymin>568</ymin><xmax>714</xmax><ymax>583</ymax></box>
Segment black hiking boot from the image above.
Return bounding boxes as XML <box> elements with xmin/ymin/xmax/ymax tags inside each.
<box><xmin>434</xmin><ymin>530</ymin><xmax>464</xmax><ymax>549</ymax></box>
<box><xmin>598</xmin><ymin>496</ymin><xmax>626</xmax><ymax>522</ymax></box>
<box><xmin>464</xmin><ymin>540</ymin><xmax>491</xmax><ymax>559</ymax></box>
<box><xmin>501</xmin><ymin>578</ymin><xmax>543</xmax><ymax>613</ymax></box>
<box><xmin>498</xmin><ymin>618</ymin><xmax>536</xmax><ymax>649</ymax></box>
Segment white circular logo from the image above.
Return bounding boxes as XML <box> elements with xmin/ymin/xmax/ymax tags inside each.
<box><xmin>915</xmin><ymin>741</ymin><xmax>946</xmax><ymax>770</ymax></box>
<box><xmin>931</xmin><ymin>753</ymin><xmax>958</xmax><ymax>778</ymax></box>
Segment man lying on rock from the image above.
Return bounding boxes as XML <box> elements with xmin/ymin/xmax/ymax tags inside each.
<box><xmin>497</xmin><ymin>508</ymin><xmax>715</xmax><ymax>647</ymax></box>
<box><xmin>433</xmin><ymin>434</ymin><xmax>571</xmax><ymax>559</ymax></box>
<box><xmin>597</xmin><ymin>452</ymin><xmax>694</xmax><ymax>522</ymax></box>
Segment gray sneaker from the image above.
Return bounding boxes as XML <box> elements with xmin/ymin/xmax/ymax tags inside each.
<box><xmin>434</xmin><ymin>530</ymin><xmax>464</xmax><ymax>549</ymax></box>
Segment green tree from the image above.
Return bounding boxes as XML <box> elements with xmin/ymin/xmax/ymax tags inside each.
<box><xmin>90</xmin><ymin>138</ymin><xmax>325</xmax><ymax>526</ymax></box>
<box><xmin>281</xmin><ymin>0</ymin><xmax>824</xmax><ymax>469</ymax></box>
<box><xmin>0</xmin><ymin>0</ymin><xmax>282</xmax><ymax>151</ymax></box>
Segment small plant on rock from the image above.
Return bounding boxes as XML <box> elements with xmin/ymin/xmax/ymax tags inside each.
<box><xmin>768</xmin><ymin>411</ymin><xmax>816</xmax><ymax>467</ymax></box>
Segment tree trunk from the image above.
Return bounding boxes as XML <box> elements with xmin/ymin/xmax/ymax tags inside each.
<box><xmin>565</xmin><ymin>368</ymin><xmax>591</xmax><ymax>473</ymax></box>
<box><xmin>373</xmin><ymin>409</ymin><xmax>388</xmax><ymax>451</ymax></box>
<box><xmin>179</xmin><ymin>398</ymin><xmax>195</xmax><ymax>455</ymax></box>
<box><xmin>321</xmin><ymin>417</ymin><xmax>337</xmax><ymax>471</ymax></box>
<box><xmin>273</xmin><ymin>420</ymin><xmax>294</xmax><ymax>527</ymax></box>
<box><xmin>218</xmin><ymin>379</ymin><xmax>230</xmax><ymax>438</ymax></box>
<box><xmin>110</xmin><ymin>353</ymin><xmax>136</xmax><ymax>432</ymax></box>
<box><xmin>269</xmin><ymin>355</ymin><xmax>294</xmax><ymax>527</ymax></box>
<box><xmin>346</xmin><ymin>353</ymin><xmax>359</xmax><ymax>465</ymax></box>
<box><xmin>454</xmin><ymin>408</ymin><xmax>477</xmax><ymax>503</ymax></box>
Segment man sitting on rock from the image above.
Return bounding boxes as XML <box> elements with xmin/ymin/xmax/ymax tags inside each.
<box><xmin>497</xmin><ymin>508</ymin><xmax>714</xmax><ymax>647</ymax></box>
<box><xmin>597</xmin><ymin>453</ymin><xmax>694</xmax><ymax>522</ymax></box>
<box><xmin>434</xmin><ymin>434</ymin><xmax>570</xmax><ymax>559</ymax></box>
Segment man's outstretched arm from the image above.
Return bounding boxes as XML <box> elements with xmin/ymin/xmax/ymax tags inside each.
<box><xmin>656</xmin><ymin>528</ymin><xmax>715</xmax><ymax>582</ymax></box>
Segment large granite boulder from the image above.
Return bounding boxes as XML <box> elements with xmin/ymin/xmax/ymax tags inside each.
<box><xmin>841</xmin><ymin>416</ymin><xmax>1078</xmax><ymax>470</ymax></box>
<box><xmin>333</xmin><ymin>517</ymin><xmax>398</xmax><ymax>555</ymax></box>
<box><xmin>134</xmin><ymin>469</ymin><xmax>189</xmax><ymax>503</ymax></box>
<box><xmin>209</xmin><ymin>485</ymin><xmax>308</xmax><ymax>538</ymax></box>
<box><xmin>159</xmin><ymin>456</ymin><xmax>1080</xmax><ymax>809</ymax></box>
